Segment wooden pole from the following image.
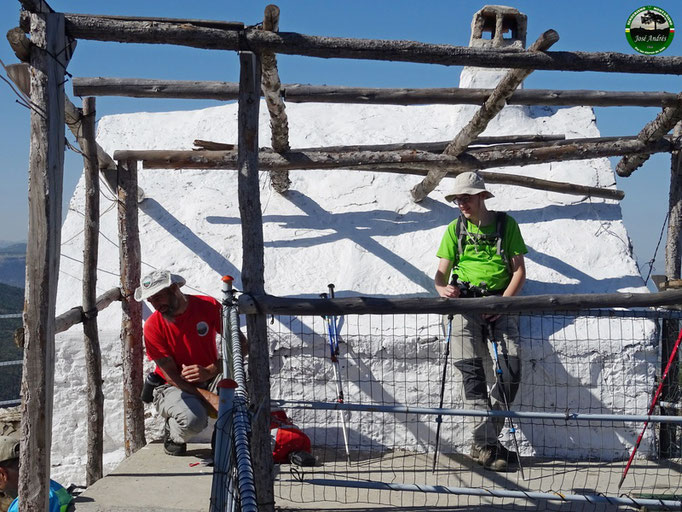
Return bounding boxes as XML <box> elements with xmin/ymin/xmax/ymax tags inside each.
<box><xmin>616</xmin><ymin>94</ymin><xmax>682</xmax><ymax>177</ymax></box>
<box><xmin>411</xmin><ymin>29</ymin><xmax>560</xmax><ymax>202</ymax></box>
<box><xmin>72</xmin><ymin>77</ymin><xmax>682</xmax><ymax>108</ymax></box>
<box><xmin>238</xmin><ymin>51</ymin><xmax>274</xmax><ymax>512</ymax></box>
<box><xmin>19</xmin><ymin>10</ymin><xmax>65</xmax><ymax>512</ymax></box>
<box><xmin>6</xmin><ymin>26</ymin><xmax>32</xmax><ymax>62</ymax></box>
<box><xmin>51</xmin><ymin>13</ymin><xmax>682</xmax><ymax>75</ymax></box>
<box><xmin>660</xmin><ymin>121</ymin><xmax>682</xmax><ymax>456</ymax></box>
<box><xmin>80</xmin><ymin>96</ymin><xmax>104</xmax><ymax>485</ymax></box>
<box><xmin>666</xmin><ymin>121</ymin><xmax>682</xmax><ymax>281</ymax></box>
<box><xmin>237</xmin><ymin>289</ymin><xmax>682</xmax><ymax>316</ymax></box>
<box><xmin>193</xmin><ymin>134</ymin><xmax>567</xmax><ymax>153</ymax></box>
<box><xmin>117</xmin><ymin>134</ymin><xmax>678</xmax><ymax>169</ymax></box>
<box><xmin>261</xmin><ymin>4</ymin><xmax>291</xmax><ymax>193</ymax></box>
<box><xmin>109</xmin><ymin>146</ymin><xmax>627</xmax><ymax>200</ymax></box>
<box><xmin>4</xmin><ymin>59</ymin><xmax>121</xmax><ymax>194</ymax></box>
<box><xmin>117</xmin><ymin>159</ymin><xmax>146</xmax><ymax>456</ymax></box>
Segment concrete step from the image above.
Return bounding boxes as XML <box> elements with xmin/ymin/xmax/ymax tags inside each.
<box><xmin>73</xmin><ymin>441</ymin><xmax>213</xmax><ymax>512</ymax></box>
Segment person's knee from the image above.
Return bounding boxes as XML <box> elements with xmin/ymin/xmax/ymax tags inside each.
<box><xmin>179</xmin><ymin>409</ymin><xmax>208</xmax><ymax>436</ymax></box>
<box><xmin>171</xmin><ymin>399</ymin><xmax>208</xmax><ymax>439</ymax></box>
<box><xmin>454</xmin><ymin>357</ymin><xmax>488</xmax><ymax>400</ymax></box>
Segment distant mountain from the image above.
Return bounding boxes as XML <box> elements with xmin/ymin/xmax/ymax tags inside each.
<box><xmin>0</xmin><ymin>282</ymin><xmax>22</xmax><ymax>401</ymax></box>
<box><xmin>0</xmin><ymin>243</ymin><xmax>26</xmax><ymax>288</ymax></box>
<box><xmin>0</xmin><ymin>282</ymin><xmax>23</xmax><ymax>315</ymax></box>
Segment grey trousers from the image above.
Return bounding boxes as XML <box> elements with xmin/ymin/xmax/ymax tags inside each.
<box><xmin>444</xmin><ymin>313</ymin><xmax>521</xmax><ymax>448</ymax></box>
<box><xmin>153</xmin><ymin>375</ymin><xmax>220</xmax><ymax>444</ymax></box>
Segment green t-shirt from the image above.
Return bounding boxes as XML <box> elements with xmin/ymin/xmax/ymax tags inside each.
<box><xmin>436</xmin><ymin>213</ymin><xmax>527</xmax><ymax>292</ymax></box>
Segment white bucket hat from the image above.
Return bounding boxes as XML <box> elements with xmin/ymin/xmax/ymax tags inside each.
<box><xmin>444</xmin><ymin>172</ymin><xmax>494</xmax><ymax>202</ymax></box>
<box><xmin>134</xmin><ymin>270</ymin><xmax>186</xmax><ymax>302</ymax></box>
<box><xmin>0</xmin><ymin>435</ymin><xmax>20</xmax><ymax>464</ymax></box>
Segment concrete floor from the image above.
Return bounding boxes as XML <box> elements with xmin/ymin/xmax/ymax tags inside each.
<box><xmin>72</xmin><ymin>442</ymin><xmax>682</xmax><ymax>511</ymax></box>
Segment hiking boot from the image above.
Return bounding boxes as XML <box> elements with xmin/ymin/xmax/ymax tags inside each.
<box><xmin>496</xmin><ymin>443</ymin><xmax>519</xmax><ymax>465</ymax></box>
<box><xmin>163</xmin><ymin>421</ymin><xmax>187</xmax><ymax>456</ymax></box>
<box><xmin>288</xmin><ymin>450</ymin><xmax>316</xmax><ymax>467</ymax></box>
<box><xmin>470</xmin><ymin>444</ymin><xmax>508</xmax><ymax>471</ymax></box>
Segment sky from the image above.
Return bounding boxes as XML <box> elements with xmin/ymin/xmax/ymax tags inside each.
<box><xmin>1</xmin><ymin>0</ymin><xmax>681</xmax><ymax>286</ymax></box>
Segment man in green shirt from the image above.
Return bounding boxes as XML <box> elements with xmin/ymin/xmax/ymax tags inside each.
<box><xmin>435</xmin><ymin>172</ymin><xmax>527</xmax><ymax>471</ymax></box>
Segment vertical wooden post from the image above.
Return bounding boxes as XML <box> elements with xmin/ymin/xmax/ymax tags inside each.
<box><xmin>237</xmin><ymin>51</ymin><xmax>274</xmax><ymax>511</ymax></box>
<box><xmin>81</xmin><ymin>96</ymin><xmax>104</xmax><ymax>484</ymax></box>
<box><xmin>117</xmin><ymin>159</ymin><xmax>146</xmax><ymax>455</ymax></box>
<box><xmin>660</xmin><ymin>121</ymin><xmax>682</xmax><ymax>457</ymax></box>
<box><xmin>19</xmin><ymin>11</ymin><xmax>65</xmax><ymax>512</ymax></box>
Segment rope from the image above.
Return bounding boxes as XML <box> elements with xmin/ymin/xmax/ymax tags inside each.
<box><xmin>643</xmin><ymin>209</ymin><xmax>670</xmax><ymax>285</ymax></box>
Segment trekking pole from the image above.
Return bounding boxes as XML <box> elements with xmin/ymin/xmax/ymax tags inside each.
<box><xmin>321</xmin><ymin>286</ymin><xmax>352</xmax><ymax>463</ymax></box>
<box><xmin>432</xmin><ymin>313</ymin><xmax>454</xmax><ymax>472</ymax></box>
<box><xmin>486</xmin><ymin>322</ymin><xmax>526</xmax><ymax>481</ymax></box>
<box><xmin>618</xmin><ymin>327</ymin><xmax>682</xmax><ymax>490</ymax></box>
<box><xmin>432</xmin><ymin>275</ymin><xmax>458</xmax><ymax>472</ymax></box>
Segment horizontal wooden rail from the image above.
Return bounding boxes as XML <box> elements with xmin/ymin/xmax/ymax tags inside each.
<box><xmin>34</xmin><ymin>13</ymin><xmax>682</xmax><ymax>75</ymax></box>
<box><xmin>71</xmin><ymin>77</ymin><xmax>681</xmax><ymax>107</ymax></box>
<box><xmin>193</xmin><ymin>135</ymin><xmax>567</xmax><ymax>152</ymax></box>
<box><xmin>55</xmin><ymin>287</ymin><xmax>122</xmax><ymax>333</ymax></box>
<box><xmin>238</xmin><ymin>290</ymin><xmax>682</xmax><ymax>316</ymax></box>
<box><xmin>114</xmin><ymin>135</ymin><xmax>678</xmax><ymax>173</ymax></box>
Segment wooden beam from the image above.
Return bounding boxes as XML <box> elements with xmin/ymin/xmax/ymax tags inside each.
<box><xmin>616</xmin><ymin>94</ymin><xmax>682</xmax><ymax>177</ymax></box>
<box><xmin>412</xmin><ymin>29</ymin><xmax>560</xmax><ymax>202</ymax></box>
<box><xmin>238</xmin><ymin>289</ymin><xmax>682</xmax><ymax>316</ymax></box>
<box><xmin>72</xmin><ymin>77</ymin><xmax>682</xmax><ymax>108</ymax></box>
<box><xmin>354</xmin><ymin>166</ymin><xmax>623</xmax><ymax>200</ymax></box>
<box><xmin>54</xmin><ymin>287</ymin><xmax>122</xmax><ymax>333</ymax></box>
<box><xmin>6</xmin><ymin>27</ymin><xmax>32</xmax><ymax>62</ymax></box>
<box><xmin>117</xmin><ymin>141</ymin><xmax>631</xmax><ymax>200</ymax></box>
<box><xmin>19</xmin><ymin>11</ymin><xmax>65</xmax><ymax>512</ymax></box>
<box><xmin>5</xmin><ymin>60</ymin><xmax>122</xmax><ymax>197</ymax></box>
<box><xmin>19</xmin><ymin>0</ymin><xmax>53</xmax><ymax>14</ymax></box>
<box><xmin>238</xmin><ymin>52</ymin><xmax>274</xmax><ymax>511</ymax></box>
<box><xmin>193</xmin><ymin>134</ymin><xmax>567</xmax><ymax>153</ymax></box>
<box><xmin>80</xmin><ymin>96</ymin><xmax>104</xmax><ymax>486</ymax></box>
<box><xmin>114</xmin><ymin>134</ymin><xmax>676</xmax><ymax>174</ymax></box>
<box><xmin>667</xmin><ymin>121</ymin><xmax>682</xmax><ymax>280</ymax></box>
<box><xmin>51</xmin><ymin>13</ymin><xmax>682</xmax><ymax>75</ymax></box>
<box><xmin>661</xmin><ymin>121</ymin><xmax>682</xmax><ymax>455</ymax></box>
<box><xmin>117</xmin><ymin>159</ymin><xmax>146</xmax><ymax>456</ymax></box>
<box><xmin>260</xmin><ymin>4</ymin><xmax>291</xmax><ymax>193</ymax></box>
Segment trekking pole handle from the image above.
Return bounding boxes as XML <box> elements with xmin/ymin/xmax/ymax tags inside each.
<box><xmin>320</xmin><ymin>292</ymin><xmax>328</xmax><ymax>319</ymax></box>
<box><xmin>328</xmin><ymin>283</ymin><xmax>335</xmax><ymax>299</ymax></box>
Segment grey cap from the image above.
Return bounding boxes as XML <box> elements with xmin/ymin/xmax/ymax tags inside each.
<box><xmin>0</xmin><ymin>435</ymin><xmax>19</xmax><ymax>464</ymax></box>
<box><xmin>444</xmin><ymin>172</ymin><xmax>494</xmax><ymax>202</ymax></box>
<box><xmin>134</xmin><ymin>270</ymin><xmax>186</xmax><ymax>302</ymax></box>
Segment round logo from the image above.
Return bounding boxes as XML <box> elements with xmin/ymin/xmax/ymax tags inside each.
<box><xmin>196</xmin><ymin>321</ymin><xmax>209</xmax><ymax>336</ymax></box>
<box><xmin>626</xmin><ymin>6</ymin><xmax>675</xmax><ymax>55</ymax></box>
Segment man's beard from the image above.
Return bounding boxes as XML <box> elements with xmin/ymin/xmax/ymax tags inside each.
<box><xmin>161</xmin><ymin>293</ymin><xmax>180</xmax><ymax>322</ymax></box>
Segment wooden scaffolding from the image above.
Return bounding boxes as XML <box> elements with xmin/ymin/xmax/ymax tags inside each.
<box><xmin>6</xmin><ymin>1</ymin><xmax>682</xmax><ymax>510</ymax></box>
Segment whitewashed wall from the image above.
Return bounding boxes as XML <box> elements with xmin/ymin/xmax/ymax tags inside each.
<box><xmin>50</xmin><ymin>66</ymin><xmax>653</xmax><ymax>485</ymax></box>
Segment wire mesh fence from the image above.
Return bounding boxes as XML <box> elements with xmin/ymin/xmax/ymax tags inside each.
<box><xmin>269</xmin><ymin>309</ymin><xmax>682</xmax><ymax>510</ymax></box>
<box><xmin>210</xmin><ymin>281</ymin><xmax>257</xmax><ymax>512</ymax></box>
<box><xmin>0</xmin><ymin>314</ymin><xmax>22</xmax><ymax>408</ymax></box>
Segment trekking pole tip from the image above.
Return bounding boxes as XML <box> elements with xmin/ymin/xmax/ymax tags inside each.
<box><xmin>222</xmin><ymin>275</ymin><xmax>234</xmax><ymax>283</ymax></box>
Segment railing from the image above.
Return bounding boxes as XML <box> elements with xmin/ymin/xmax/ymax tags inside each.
<box><xmin>210</xmin><ymin>277</ymin><xmax>257</xmax><ymax>512</ymax></box>
<box><xmin>267</xmin><ymin>306</ymin><xmax>682</xmax><ymax>510</ymax></box>
<box><xmin>0</xmin><ymin>313</ymin><xmax>23</xmax><ymax>408</ymax></box>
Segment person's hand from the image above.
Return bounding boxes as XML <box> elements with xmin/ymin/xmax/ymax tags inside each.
<box><xmin>438</xmin><ymin>284</ymin><xmax>460</xmax><ymax>299</ymax></box>
<box><xmin>181</xmin><ymin>364</ymin><xmax>213</xmax><ymax>383</ymax></box>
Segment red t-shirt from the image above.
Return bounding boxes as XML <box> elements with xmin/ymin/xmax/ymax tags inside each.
<box><xmin>144</xmin><ymin>295</ymin><xmax>221</xmax><ymax>378</ymax></box>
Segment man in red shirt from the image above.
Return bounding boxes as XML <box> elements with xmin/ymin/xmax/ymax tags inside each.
<box><xmin>135</xmin><ymin>270</ymin><xmax>222</xmax><ymax>456</ymax></box>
